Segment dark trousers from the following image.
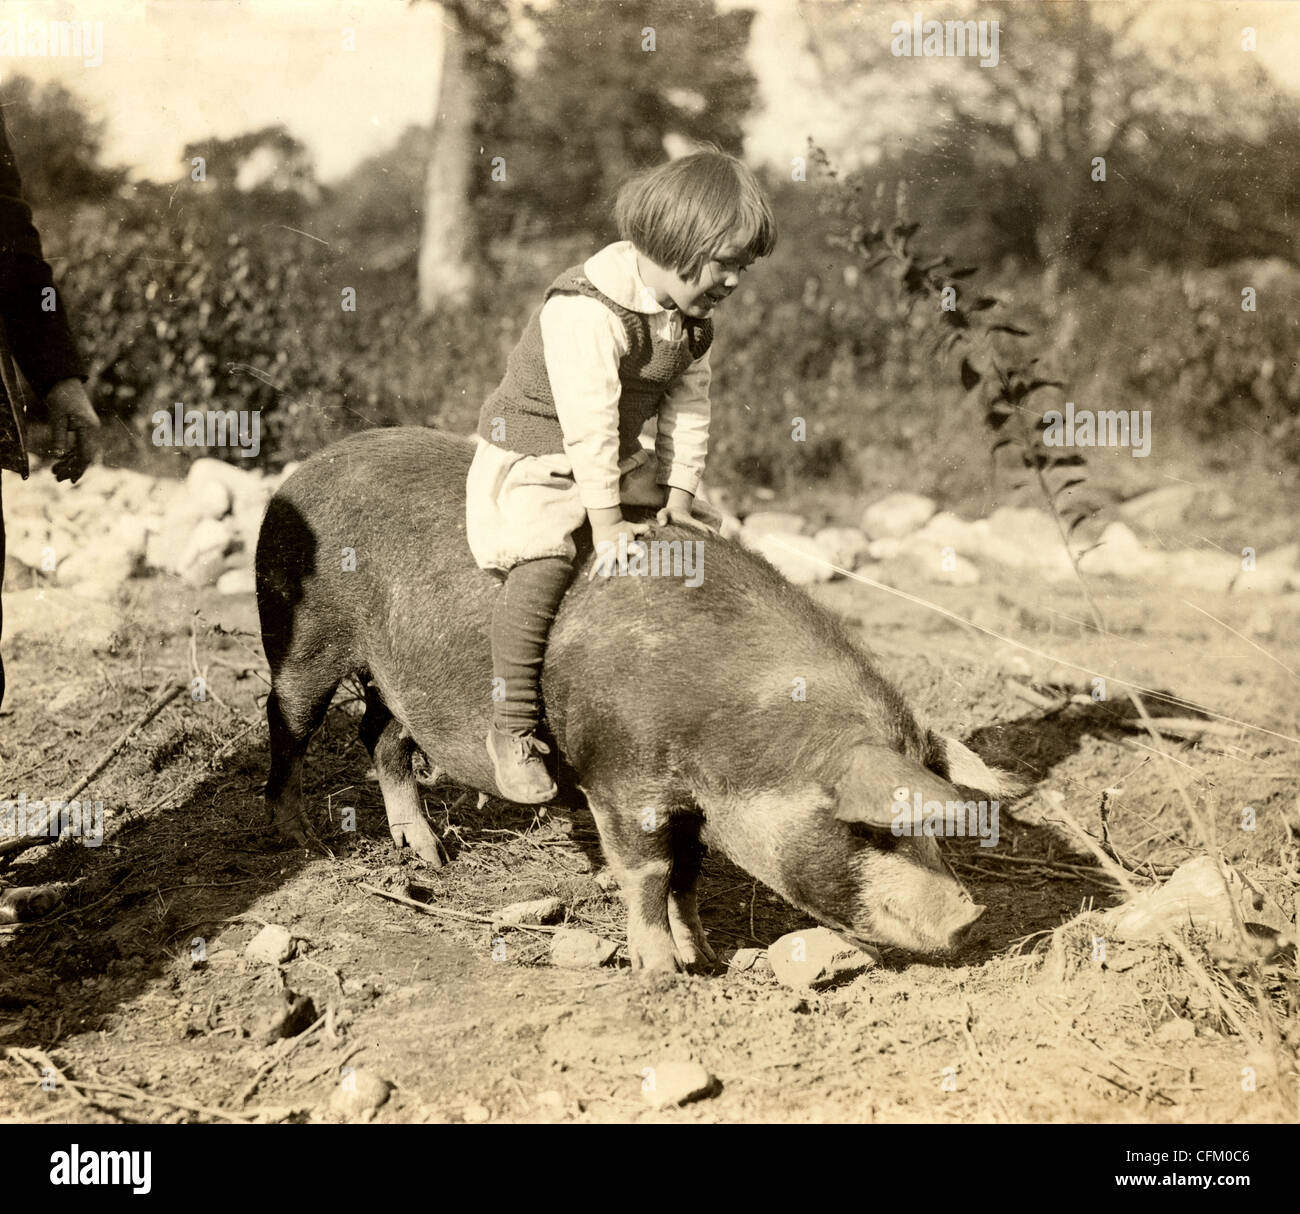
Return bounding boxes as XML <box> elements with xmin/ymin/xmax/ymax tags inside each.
<box><xmin>490</xmin><ymin>556</ymin><xmax>573</xmax><ymax>735</ymax></box>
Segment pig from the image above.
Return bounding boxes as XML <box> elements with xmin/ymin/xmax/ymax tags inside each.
<box><xmin>255</xmin><ymin>427</ymin><xmax>1015</xmax><ymax>973</ymax></box>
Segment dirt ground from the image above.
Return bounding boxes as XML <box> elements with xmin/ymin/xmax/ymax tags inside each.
<box><xmin>0</xmin><ymin>556</ymin><xmax>1296</xmax><ymax>1124</ymax></box>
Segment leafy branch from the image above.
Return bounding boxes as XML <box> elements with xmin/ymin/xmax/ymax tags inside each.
<box><xmin>813</xmin><ymin>143</ymin><xmax>1108</xmax><ymax>633</ymax></box>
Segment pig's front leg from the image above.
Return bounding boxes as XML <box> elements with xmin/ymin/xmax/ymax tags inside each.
<box><xmin>587</xmin><ymin>793</ymin><xmax>681</xmax><ymax>972</ymax></box>
<box><xmin>667</xmin><ymin>817</ymin><xmax>716</xmax><ymax>971</ymax></box>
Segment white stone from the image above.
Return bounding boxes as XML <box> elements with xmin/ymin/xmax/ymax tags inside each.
<box><xmin>768</xmin><ymin>927</ymin><xmax>879</xmax><ymax>989</ymax></box>
<box><xmin>641</xmin><ymin>1060</ymin><xmax>717</xmax><ymax>1109</ymax></box>
<box><xmin>216</xmin><ymin>568</ymin><xmax>257</xmax><ymax>596</ymax></box>
<box><xmin>244</xmin><ymin>924</ymin><xmax>296</xmax><ymax>965</ymax></box>
<box><xmin>741</xmin><ymin>511</ymin><xmax>808</xmax><ymax>537</ymax></box>
<box><xmin>1076</xmin><ymin>522</ymin><xmax>1159</xmax><ymax>578</ymax></box>
<box><xmin>497</xmin><ymin>897</ymin><xmax>564</xmax><ymax>926</ymax></box>
<box><xmin>860</xmin><ymin>492</ymin><xmax>937</xmax><ymax>540</ymax></box>
<box><xmin>743</xmin><ymin>531</ymin><xmax>835</xmax><ymax>584</ymax></box>
<box><xmin>549</xmin><ymin>929</ymin><xmax>618</xmax><ymax>968</ymax></box>
<box><xmin>813</xmin><ymin>526</ymin><xmax>871</xmax><ymax>572</ymax></box>
<box><xmin>1118</xmin><ymin>484</ymin><xmax>1198</xmax><ymax>532</ymax></box>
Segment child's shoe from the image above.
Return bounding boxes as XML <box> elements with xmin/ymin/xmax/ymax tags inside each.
<box><xmin>486</xmin><ymin>724</ymin><xmax>557</xmax><ymax>803</ymax></box>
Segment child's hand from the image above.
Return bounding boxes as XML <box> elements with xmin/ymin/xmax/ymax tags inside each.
<box><xmin>589</xmin><ymin>518</ymin><xmax>651</xmax><ymax>580</ymax></box>
<box><xmin>654</xmin><ymin>505</ymin><xmax>717</xmax><ymax>534</ymax></box>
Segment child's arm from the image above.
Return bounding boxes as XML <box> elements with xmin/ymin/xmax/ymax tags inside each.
<box><xmin>539</xmin><ymin>296</ymin><xmax>648</xmax><ymax>568</ymax></box>
<box><xmin>655</xmin><ymin>351</ymin><xmax>712</xmax><ymax>523</ymax></box>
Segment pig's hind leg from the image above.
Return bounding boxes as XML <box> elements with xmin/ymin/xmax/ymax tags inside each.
<box><xmin>265</xmin><ymin>685</ymin><xmax>334</xmax><ymax>848</ymax></box>
<box><xmin>358</xmin><ymin>686</ymin><xmax>445</xmax><ymax>866</ymax></box>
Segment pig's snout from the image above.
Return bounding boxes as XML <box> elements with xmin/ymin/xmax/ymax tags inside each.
<box><xmin>852</xmin><ymin>842</ymin><xmax>987</xmax><ymax>955</ymax></box>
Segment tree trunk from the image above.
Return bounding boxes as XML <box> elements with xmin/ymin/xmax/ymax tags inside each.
<box><xmin>419</xmin><ymin>9</ymin><xmax>479</xmax><ymax>315</ymax></box>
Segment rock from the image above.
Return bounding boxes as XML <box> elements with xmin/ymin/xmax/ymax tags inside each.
<box><xmin>178</xmin><ymin>517</ymin><xmax>235</xmax><ymax>587</ymax></box>
<box><xmin>497</xmin><ymin>897</ymin><xmax>564</xmax><ymax>926</ymax></box>
<box><xmin>725</xmin><ymin>947</ymin><xmax>772</xmax><ymax>975</ymax></box>
<box><xmin>813</xmin><ymin>526</ymin><xmax>871</xmax><ymax>571</ymax></box>
<box><xmin>743</xmin><ymin>531</ymin><xmax>834</xmax><ymax>585</ymax></box>
<box><xmin>930</xmin><ymin>553</ymin><xmax>980</xmax><ymax>585</ymax></box>
<box><xmin>867</xmin><ymin>536</ymin><xmax>903</xmax><ymax>561</ymax></box>
<box><xmin>216</xmin><ymin>568</ymin><xmax>257</xmax><ymax>596</ymax></box>
<box><xmin>1206</xmin><ymin>488</ymin><xmax>1235</xmax><ymax>521</ymax></box>
<box><xmin>1118</xmin><ymin>484</ymin><xmax>1197</xmax><ymax>533</ymax></box>
<box><xmin>185</xmin><ymin>458</ymin><xmax>248</xmax><ymax>519</ymax></box>
<box><xmin>1245</xmin><ymin>607</ymin><xmax>1274</xmax><ymax>638</ymax></box>
<box><xmin>1076</xmin><ymin>522</ymin><xmax>1159</xmax><ymax>579</ymax></box>
<box><xmin>535</xmin><ymin>1090</ymin><xmax>564</xmax><ymax>1109</ymax></box>
<box><xmin>1154</xmin><ymin>1017</ymin><xmax>1197</xmax><ymax>1043</ymax></box>
<box><xmin>144</xmin><ymin>508</ymin><xmax>203</xmax><ymax>576</ymax></box>
<box><xmin>741</xmin><ymin>511</ymin><xmax>807</xmax><ymax>538</ymax></box>
<box><xmin>641</xmin><ymin>1060</ymin><xmax>718</xmax><ymax>1109</ymax></box>
<box><xmin>1103</xmin><ymin>856</ymin><xmax>1289</xmax><ymax>944</ymax></box>
<box><xmin>981</xmin><ymin>508</ymin><xmax>1077</xmax><ymax>578</ymax></box>
<box><xmin>1163</xmin><ymin>549</ymin><xmax>1241</xmax><ymax>594</ymax></box>
<box><xmin>462</xmin><ymin>1102</ymin><xmax>491</xmax><ymax>1123</ymax></box>
<box><xmin>768</xmin><ymin>927</ymin><xmax>879</xmax><ymax>989</ymax></box>
<box><xmin>1231</xmin><ymin>543</ymin><xmax>1300</xmax><ymax>595</ymax></box>
<box><xmin>328</xmin><ymin>1069</ymin><xmax>391</xmax><ymax>1118</ymax></box>
<box><xmin>549</xmin><ymin>929</ymin><xmax>618</xmax><ymax>968</ymax></box>
<box><xmin>188</xmin><ymin>475</ymin><xmax>231</xmax><ymax>521</ymax></box>
<box><xmin>244</xmin><ymin>924</ymin><xmax>296</xmax><ymax>965</ymax></box>
<box><xmin>54</xmin><ymin>546</ymin><xmax>135</xmax><ymax>591</ymax></box>
<box><xmin>860</xmin><ymin>491</ymin><xmax>936</xmax><ymax>540</ymax></box>
<box><xmin>910</xmin><ymin>510</ymin><xmax>982</xmax><ymax>552</ymax></box>
<box><xmin>898</xmin><ymin>538</ymin><xmax>980</xmax><ymax>585</ymax></box>
<box><xmin>717</xmin><ymin>510</ymin><xmax>744</xmax><ymax>541</ymax></box>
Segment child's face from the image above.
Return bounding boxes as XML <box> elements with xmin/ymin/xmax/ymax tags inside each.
<box><xmin>659</xmin><ymin>235</ymin><xmax>755</xmax><ymax>319</ymax></box>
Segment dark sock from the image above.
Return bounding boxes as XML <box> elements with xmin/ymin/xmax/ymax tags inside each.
<box><xmin>490</xmin><ymin>556</ymin><xmax>573</xmax><ymax>736</ymax></box>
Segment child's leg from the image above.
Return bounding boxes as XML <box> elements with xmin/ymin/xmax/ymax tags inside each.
<box><xmin>486</xmin><ymin>555</ymin><xmax>573</xmax><ymax>801</ymax></box>
<box><xmin>491</xmin><ymin>555</ymin><xmax>573</xmax><ymax>735</ymax></box>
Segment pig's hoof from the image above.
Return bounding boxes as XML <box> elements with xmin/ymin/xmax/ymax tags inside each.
<box><xmin>388</xmin><ymin>815</ymin><xmax>446</xmax><ymax>867</ymax></box>
<box><xmin>669</xmin><ymin>903</ymin><xmax>717</xmax><ymax>970</ymax></box>
<box><xmin>269</xmin><ymin>803</ymin><xmax>313</xmax><ymax>850</ymax></box>
<box><xmin>628</xmin><ymin>928</ymin><xmax>685</xmax><ymax>974</ymax></box>
<box><xmin>671</xmin><ymin>933</ymin><xmax>717</xmax><ymax>974</ymax></box>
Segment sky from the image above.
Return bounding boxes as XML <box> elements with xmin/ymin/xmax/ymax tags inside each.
<box><xmin>1</xmin><ymin>0</ymin><xmax>1298</xmax><ymax>185</ymax></box>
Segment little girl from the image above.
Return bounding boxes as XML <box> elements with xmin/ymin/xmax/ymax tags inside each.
<box><xmin>466</xmin><ymin>148</ymin><xmax>776</xmax><ymax>801</ymax></box>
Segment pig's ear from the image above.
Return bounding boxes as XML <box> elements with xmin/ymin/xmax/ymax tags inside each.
<box><xmin>927</xmin><ymin>731</ymin><xmax>1025</xmax><ymax>799</ymax></box>
<box><xmin>833</xmin><ymin>745</ymin><xmax>958</xmax><ymax>828</ymax></box>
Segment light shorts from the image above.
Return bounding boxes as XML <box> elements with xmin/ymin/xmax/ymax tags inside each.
<box><xmin>465</xmin><ymin>437</ymin><xmax>720</xmax><ymax>573</ymax></box>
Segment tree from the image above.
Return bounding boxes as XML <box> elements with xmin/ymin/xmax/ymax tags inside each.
<box><xmin>503</xmin><ymin>0</ymin><xmax>760</xmax><ymax>233</ymax></box>
<box><xmin>0</xmin><ymin>75</ymin><xmax>124</xmax><ymax>205</ymax></box>
<box><xmin>416</xmin><ymin>0</ymin><xmax>511</xmax><ymax>315</ymax></box>
<box><xmin>798</xmin><ymin>0</ymin><xmax>1299</xmax><ymax>277</ymax></box>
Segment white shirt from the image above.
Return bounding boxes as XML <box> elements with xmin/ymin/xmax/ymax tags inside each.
<box><xmin>539</xmin><ymin>240</ymin><xmax>711</xmax><ymax>511</ymax></box>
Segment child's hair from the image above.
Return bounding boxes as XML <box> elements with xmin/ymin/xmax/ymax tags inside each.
<box><xmin>614</xmin><ymin>146</ymin><xmax>776</xmax><ymax>282</ymax></box>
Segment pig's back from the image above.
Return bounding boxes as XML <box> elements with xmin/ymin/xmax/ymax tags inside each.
<box><xmin>258</xmin><ymin>427</ymin><xmax>502</xmax><ymax>785</ymax></box>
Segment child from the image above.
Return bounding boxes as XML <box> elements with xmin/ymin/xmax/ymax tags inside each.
<box><xmin>467</xmin><ymin>148</ymin><xmax>776</xmax><ymax>802</ymax></box>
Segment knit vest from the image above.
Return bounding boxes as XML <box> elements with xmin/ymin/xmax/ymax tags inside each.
<box><xmin>477</xmin><ymin>266</ymin><xmax>712</xmax><ymax>459</ymax></box>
